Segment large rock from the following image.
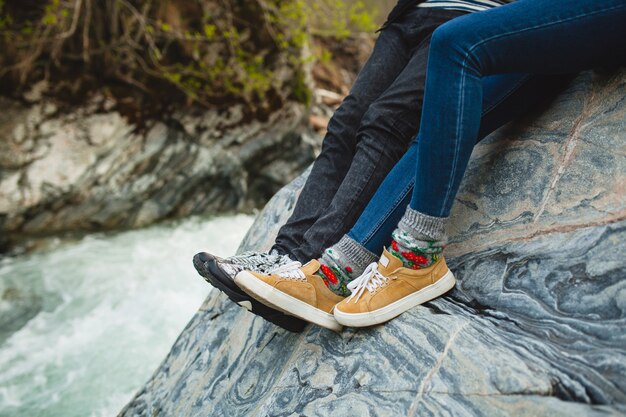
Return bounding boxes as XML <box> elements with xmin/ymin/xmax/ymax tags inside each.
<box><xmin>0</xmin><ymin>98</ymin><xmax>317</xmax><ymax>251</ymax></box>
<box><xmin>119</xmin><ymin>70</ymin><xmax>626</xmax><ymax>416</ymax></box>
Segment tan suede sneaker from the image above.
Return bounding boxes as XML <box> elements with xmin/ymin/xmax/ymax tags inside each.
<box><xmin>234</xmin><ymin>260</ymin><xmax>345</xmax><ymax>331</ymax></box>
<box><xmin>333</xmin><ymin>248</ymin><xmax>455</xmax><ymax>327</ymax></box>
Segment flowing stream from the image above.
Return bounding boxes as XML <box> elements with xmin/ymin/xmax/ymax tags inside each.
<box><xmin>0</xmin><ymin>214</ymin><xmax>254</xmax><ymax>417</ymax></box>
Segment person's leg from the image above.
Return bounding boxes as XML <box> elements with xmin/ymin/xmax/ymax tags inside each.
<box><xmin>272</xmin><ymin>8</ymin><xmax>465</xmax><ymax>260</ymax></box>
<box><xmin>389</xmin><ymin>0</ymin><xmax>626</xmax><ymax>271</ymax></box>
<box><xmin>332</xmin><ymin>0</ymin><xmax>626</xmax><ymax>326</ymax></box>
<box><xmin>409</xmin><ymin>0</ymin><xmax>626</xmax><ymax>232</ymax></box>
<box><xmin>192</xmin><ymin>7</ymin><xmax>464</xmax><ymax>332</ymax></box>
<box><xmin>269</xmin><ymin>15</ymin><xmax>417</xmax><ymax>258</ymax></box>
<box><xmin>319</xmin><ymin>72</ymin><xmax>571</xmax><ymax>294</ymax></box>
<box><xmin>289</xmin><ymin>41</ymin><xmax>430</xmax><ymax>264</ymax></box>
<box><xmin>326</xmin><ymin>0</ymin><xmax>626</xmax><ymax>327</ymax></box>
<box><xmin>333</xmin><ymin>0</ymin><xmax>626</xmax><ymax>327</ymax></box>
<box><xmin>235</xmin><ymin>70</ymin><xmax>570</xmax><ymax>328</ymax></box>
<box><xmin>286</xmin><ymin>8</ymin><xmax>466</xmax><ymax>264</ymax></box>
<box><xmin>349</xmin><ymin>72</ymin><xmax>572</xmax><ymax>254</ymax></box>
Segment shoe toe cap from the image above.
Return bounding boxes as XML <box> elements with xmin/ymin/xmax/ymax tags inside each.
<box><xmin>194</xmin><ymin>252</ymin><xmax>215</xmax><ymax>264</ymax></box>
<box><xmin>193</xmin><ymin>252</ymin><xmax>219</xmax><ymax>276</ymax></box>
<box><xmin>335</xmin><ymin>298</ymin><xmax>369</xmax><ymax>314</ymax></box>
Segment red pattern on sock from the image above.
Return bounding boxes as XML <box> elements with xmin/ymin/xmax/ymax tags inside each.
<box><xmin>401</xmin><ymin>251</ymin><xmax>428</xmax><ymax>265</ymax></box>
<box><xmin>320</xmin><ymin>264</ymin><xmax>338</xmax><ymax>284</ymax></box>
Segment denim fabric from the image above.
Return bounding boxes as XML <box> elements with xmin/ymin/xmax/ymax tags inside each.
<box><xmin>410</xmin><ymin>0</ymin><xmax>626</xmax><ymax>217</ymax></box>
<box><xmin>347</xmin><ymin>72</ymin><xmax>570</xmax><ymax>253</ymax></box>
<box><xmin>271</xmin><ymin>7</ymin><xmax>465</xmax><ymax>263</ymax></box>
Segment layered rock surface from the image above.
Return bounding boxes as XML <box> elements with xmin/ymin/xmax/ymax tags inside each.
<box><xmin>0</xmin><ymin>98</ymin><xmax>316</xmax><ymax>251</ymax></box>
<box><xmin>119</xmin><ymin>70</ymin><xmax>626</xmax><ymax>416</ymax></box>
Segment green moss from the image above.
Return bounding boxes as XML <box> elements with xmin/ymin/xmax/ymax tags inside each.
<box><xmin>304</xmin><ymin>0</ymin><xmax>379</xmax><ymax>38</ymax></box>
<box><xmin>203</xmin><ymin>24</ymin><xmax>216</xmax><ymax>39</ymax></box>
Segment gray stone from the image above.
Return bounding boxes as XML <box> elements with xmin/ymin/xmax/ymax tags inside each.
<box><xmin>119</xmin><ymin>70</ymin><xmax>626</xmax><ymax>416</ymax></box>
<box><xmin>0</xmin><ymin>98</ymin><xmax>317</xmax><ymax>250</ymax></box>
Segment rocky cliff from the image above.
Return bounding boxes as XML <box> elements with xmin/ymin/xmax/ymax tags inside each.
<box><xmin>0</xmin><ymin>97</ymin><xmax>317</xmax><ymax>252</ymax></box>
<box><xmin>118</xmin><ymin>69</ymin><xmax>626</xmax><ymax>416</ymax></box>
<box><xmin>0</xmin><ymin>31</ymin><xmax>376</xmax><ymax>253</ymax></box>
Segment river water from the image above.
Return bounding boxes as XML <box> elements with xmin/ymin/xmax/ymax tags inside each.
<box><xmin>0</xmin><ymin>214</ymin><xmax>254</xmax><ymax>417</ymax></box>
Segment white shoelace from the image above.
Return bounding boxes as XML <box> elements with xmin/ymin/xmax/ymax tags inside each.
<box><xmin>269</xmin><ymin>261</ymin><xmax>305</xmax><ymax>280</ymax></box>
<box><xmin>346</xmin><ymin>262</ymin><xmax>389</xmax><ymax>302</ymax></box>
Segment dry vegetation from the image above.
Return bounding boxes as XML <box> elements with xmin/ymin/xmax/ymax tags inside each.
<box><xmin>0</xmin><ymin>0</ymin><xmax>386</xmax><ymax>122</ymax></box>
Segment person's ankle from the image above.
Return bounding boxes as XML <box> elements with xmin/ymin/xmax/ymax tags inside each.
<box><xmin>387</xmin><ymin>238</ymin><xmax>438</xmax><ymax>269</ymax></box>
<box><xmin>387</xmin><ymin>207</ymin><xmax>447</xmax><ymax>270</ymax></box>
<box><xmin>316</xmin><ymin>260</ymin><xmax>353</xmax><ymax>296</ymax></box>
<box><xmin>388</xmin><ymin>230</ymin><xmax>444</xmax><ymax>270</ymax></box>
<box><xmin>315</xmin><ymin>235</ymin><xmax>378</xmax><ymax>296</ymax></box>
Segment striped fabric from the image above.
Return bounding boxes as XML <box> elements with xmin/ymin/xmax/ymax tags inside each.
<box><xmin>418</xmin><ymin>0</ymin><xmax>514</xmax><ymax>13</ymax></box>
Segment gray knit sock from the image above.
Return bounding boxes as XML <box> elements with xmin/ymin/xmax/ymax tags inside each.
<box><xmin>316</xmin><ymin>235</ymin><xmax>378</xmax><ymax>296</ymax></box>
<box><xmin>389</xmin><ymin>207</ymin><xmax>447</xmax><ymax>269</ymax></box>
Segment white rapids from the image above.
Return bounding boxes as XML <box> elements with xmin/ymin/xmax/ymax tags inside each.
<box><xmin>0</xmin><ymin>214</ymin><xmax>254</xmax><ymax>417</ymax></box>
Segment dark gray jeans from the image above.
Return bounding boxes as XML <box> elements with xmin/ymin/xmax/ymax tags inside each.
<box><xmin>271</xmin><ymin>7</ymin><xmax>465</xmax><ymax>263</ymax></box>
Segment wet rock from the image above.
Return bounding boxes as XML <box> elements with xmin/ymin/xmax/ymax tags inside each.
<box><xmin>119</xmin><ymin>69</ymin><xmax>626</xmax><ymax>416</ymax></box>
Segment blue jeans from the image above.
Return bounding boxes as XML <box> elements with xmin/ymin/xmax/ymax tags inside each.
<box><xmin>271</xmin><ymin>8</ymin><xmax>465</xmax><ymax>262</ymax></box>
<box><xmin>411</xmin><ymin>0</ymin><xmax>626</xmax><ymax>217</ymax></box>
<box><xmin>348</xmin><ymin>72</ymin><xmax>570</xmax><ymax>253</ymax></box>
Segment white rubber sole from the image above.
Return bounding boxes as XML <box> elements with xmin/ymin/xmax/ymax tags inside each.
<box><xmin>334</xmin><ymin>270</ymin><xmax>456</xmax><ymax>327</ymax></box>
<box><xmin>234</xmin><ymin>271</ymin><xmax>342</xmax><ymax>332</ymax></box>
